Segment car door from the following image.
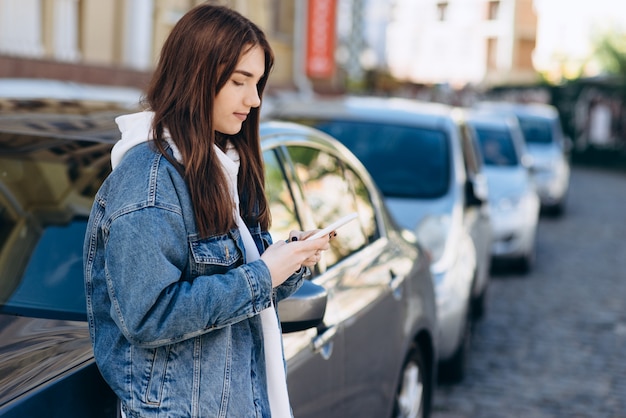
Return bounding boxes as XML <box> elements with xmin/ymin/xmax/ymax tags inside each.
<box><xmin>284</xmin><ymin>143</ymin><xmax>411</xmax><ymax>417</ymax></box>
<box><xmin>458</xmin><ymin>121</ymin><xmax>492</xmax><ymax>309</ymax></box>
<box><xmin>263</xmin><ymin>145</ymin><xmax>346</xmax><ymax>418</ymax></box>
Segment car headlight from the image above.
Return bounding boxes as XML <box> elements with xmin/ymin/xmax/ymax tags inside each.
<box><xmin>492</xmin><ymin>195</ymin><xmax>522</xmax><ymax>213</ymax></box>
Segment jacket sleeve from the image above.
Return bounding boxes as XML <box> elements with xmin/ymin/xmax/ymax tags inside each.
<box><xmin>104</xmin><ymin>206</ymin><xmax>273</xmax><ymax>348</ymax></box>
<box><xmin>256</xmin><ymin>229</ymin><xmax>304</xmax><ymax>302</ymax></box>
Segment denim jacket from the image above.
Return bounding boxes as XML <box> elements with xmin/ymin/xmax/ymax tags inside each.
<box><xmin>83</xmin><ymin>142</ymin><xmax>303</xmax><ymax>417</ymax></box>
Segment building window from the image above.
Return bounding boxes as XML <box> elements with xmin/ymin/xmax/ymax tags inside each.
<box><xmin>486</xmin><ymin>37</ymin><xmax>498</xmax><ymax>70</ymax></box>
<box><xmin>436</xmin><ymin>2</ymin><xmax>448</xmax><ymax>21</ymax></box>
<box><xmin>271</xmin><ymin>0</ymin><xmax>294</xmax><ymax>38</ymax></box>
<box><xmin>515</xmin><ymin>38</ymin><xmax>536</xmax><ymax>70</ymax></box>
<box><xmin>487</xmin><ymin>0</ymin><xmax>500</xmax><ymax>20</ymax></box>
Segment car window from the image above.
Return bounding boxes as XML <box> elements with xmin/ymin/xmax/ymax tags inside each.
<box><xmin>0</xmin><ymin>214</ymin><xmax>88</xmax><ymax>320</ymax></box>
<box><xmin>343</xmin><ymin>165</ymin><xmax>379</xmax><ymax>243</ymax></box>
<box><xmin>459</xmin><ymin>123</ymin><xmax>482</xmax><ymax>176</ymax></box>
<box><xmin>0</xmin><ymin>138</ymin><xmax>112</xmax><ymax>320</ymax></box>
<box><xmin>286</xmin><ymin>146</ymin><xmax>367</xmax><ymax>268</ymax></box>
<box><xmin>263</xmin><ymin>149</ymin><xmax>302</xmax><ymax>244</ymax></box>
<box><xmin>473</xmin><ymin>126</ymin><xmax>520</xmax><ymax>166</ymax></box>
<box><xmin>516</xmin><ymin>116</ymin><xmax>553</xmax><ymax>144</ymax></box>
<box><xmin>307</xmin><ymin>120</ymin><xmax>450</xmax><ymax>199</ymax></box>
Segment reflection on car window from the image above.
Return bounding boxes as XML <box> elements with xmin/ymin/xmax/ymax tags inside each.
<box><xmin>473</xmin><ymin>127</ymin><xmax>519</xmax><ymax>166</ymax></box>
<box><xmin>517</xmin><ymin>116</ymin><xmax>553</xmax><ymax>144</ymax></box>
<box><xmin>1</xmin><ymin>219</ymin><xmax>88</xmax><ymax>320</ymax></box>
<box><xmin>311</xmin><ymin>120</ymin><xmax>450</xmax><ymax>199</ymax></box>
<box><xmin>287</xmin><ymin>146</ymin><xmax>366</xmax><ymax>268</ymax></box>
<box><xmin>263</xmin><ymin>149</ymin><xmax>301</xmax><ymax>244</ymax></box>
<box><xmin>343</xmin><ymin>166</ymin><xmax>378</xmax><ymax>243</ymax></box>
<box><xmin>0</xmin><ymin>137</ymin><xmax>112</xmax><ymax>320</ymax></box>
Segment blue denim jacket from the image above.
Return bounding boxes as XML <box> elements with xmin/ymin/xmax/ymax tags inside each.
<box><xmin>83</xmin><ymin>142</ymin><xmax>303</xmax><ymax>417</ymax></box>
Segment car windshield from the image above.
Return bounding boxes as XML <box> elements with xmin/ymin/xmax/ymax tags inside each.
<box><xmin>312</xmin><ymin>120</ymin><xmax>450</xmax><ymax>198</ymax></box>
<box><xmin>473</xmin><ymin>126</ymin><xmax>519</xmax><ymax>166</ymax></box>
<box><xmin>0</xmin><ymin>118</ymin><xmax>114</xmax><ymax>321</ymax></box>
<box><xmin>0</xmin><ymin>218</ymin><xmax>89</xmax><ymax>320</ymax></box>
<box><xmin>517</xmin><ymin>116</ymin><xmax>553</xmax><ymax>144</ymax></box>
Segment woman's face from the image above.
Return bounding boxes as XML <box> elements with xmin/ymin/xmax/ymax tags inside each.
<box><xmin>213</xmin><ymin>45</ymin><xmax>265</xmax><ymax>135</ymax></box>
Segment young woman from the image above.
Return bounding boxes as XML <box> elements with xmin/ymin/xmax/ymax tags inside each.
<box><xmin>83</xmin><ymin>4</ymin><xmax>329</xmax><ymax>417</ymax></box>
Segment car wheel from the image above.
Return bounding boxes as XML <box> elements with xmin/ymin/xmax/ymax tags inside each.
<box><xmin>393</xmin><ymin>345</ymin><xmax>429</xmax><ymax>418</ymax></box>
<box><xmin>472</xmin><ymin>285</ymin><xmax>487</xmax><ymax>321</ymax></box>
<box><xmin>517</xmin><ymin>245</ymin><xmax>536</xmax><ymax>274</ymax></box>
<box><xmin>438</xmin><ymin>307</ymin><xmax>472</xmax><ymax>384</ymax></box>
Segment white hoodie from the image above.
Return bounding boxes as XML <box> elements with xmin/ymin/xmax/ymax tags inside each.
<box><xmin>112</xmin><ymin>111</ymin><xmax>182</xmax><ymax>170</ymax></box>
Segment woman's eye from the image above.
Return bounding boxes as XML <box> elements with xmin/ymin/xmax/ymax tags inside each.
<box><xmin>232</xmin><ymin>80</ymin><xmax>244</xmax><ymax>86</ymax></box>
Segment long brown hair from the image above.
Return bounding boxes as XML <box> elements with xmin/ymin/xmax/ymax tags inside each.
<box><xmin>145</xmin><ymin>4</ymin><xmax>274</xmax><ymax>237</ymax></box>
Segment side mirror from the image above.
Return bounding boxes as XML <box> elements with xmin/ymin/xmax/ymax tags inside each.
<box><xmin>465</xmin><ymin>173</ymin><xmax>488</xmax><ymax>207</ymax></box>
<box><xmin>278</xmin><ymin>279</ymin><xmax>327</xmax><ymax>333</ymax></box>
<box><xmin>521</xmin><ymin>154</ymin><xmax>535</xmax><ymax>173</ymax></box>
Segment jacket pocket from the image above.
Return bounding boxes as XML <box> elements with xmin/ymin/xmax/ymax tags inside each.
<box><xmin>189</xmin><ymin>233</ymin><xmax>242</xmax><ymax>276</ymax></box>
<box><xmin>145</xmin><ymin>346</ymin><xmax>170</xmax><ymax>405</ymax></box>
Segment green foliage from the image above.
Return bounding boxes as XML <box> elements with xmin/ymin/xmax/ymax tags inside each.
<box><xmin>593</xmin><ymin>29</ymin><xmax>626</xmax><ymax>77</ymax></box>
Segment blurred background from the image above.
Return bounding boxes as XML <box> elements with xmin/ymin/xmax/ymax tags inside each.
<box><xmin>0</xmin><ymin>0</ymin><xmax>625</xmax><ymax>168</ymax></box>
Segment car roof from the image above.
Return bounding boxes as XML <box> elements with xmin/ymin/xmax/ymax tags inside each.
<box><xmin>269</xmin><ymin>95</ymin><xmax>456</xmax><ymax>129</ymax></box>
<box><xmin>0</xmin><ymin>78</ymin><xmax>142</xmax><ymax>109</ymax></box>
<box><xmin>474</xmin><ymin>101</ymin><xmax>559</xmax><ymax>120</ymax></box>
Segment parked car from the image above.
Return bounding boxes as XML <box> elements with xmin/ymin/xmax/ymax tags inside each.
<box><xmin>0</xmin><ymin>100</ymin><xmax>437</xmax><ymax>418</ymax></box>
<box><xmin>268</xmin><ymin>95</ymin><xmax>492</xmax><ymax>382</ymax></box>
<box><xmin>463</xmin><ymin>110</ymin><xmax>540</xmax><ymax>273</ymax></box>
<box><xmin>475</xmin><ymin>101</ymin><xmax>571</xmax><ymax>215</ymax></box>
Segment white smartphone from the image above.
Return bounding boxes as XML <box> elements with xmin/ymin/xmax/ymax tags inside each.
<box><xmin>305</xmin><ymin>212</ymin><xmax>358</xmax><ymax>240</ymax></box>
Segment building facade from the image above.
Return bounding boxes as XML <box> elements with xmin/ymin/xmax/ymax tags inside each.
<box><xmin>386</xmin><ymin>0</ymin><xmax>538</xmax><ymax>89</ymax></box>
<box><xmin>0</xmin><ymin>0</ymin><xmax>297</xmax><ymax>91</ymax></box>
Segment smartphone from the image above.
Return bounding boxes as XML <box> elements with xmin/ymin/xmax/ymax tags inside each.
<box><xmin>305</xmin><ymin>212</ymin><xmax>358</xmax><ymax>240</ymax></box>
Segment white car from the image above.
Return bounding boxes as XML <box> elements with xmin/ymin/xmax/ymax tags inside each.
<box><xmin>464</xmin><ymin>111</ymin><xmax>540</xmax><ymax>273</ymax></box>
<box><xmin>268</xmin><ymin>96</ymin><xmax>493</xmax><ymax>383</ymax></box>
<box><xmin>475</xmin><ymin>102</ymin><xmax>571</xmax><ymax>215</ymax></box>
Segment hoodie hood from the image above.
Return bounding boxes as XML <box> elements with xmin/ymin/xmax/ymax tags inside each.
<box><xmin>112</xmin><ymin>111</ymin><xmax>182</xmax><ymax>169</ymax></box>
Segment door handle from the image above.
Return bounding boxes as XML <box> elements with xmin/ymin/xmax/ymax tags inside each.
<box><xmin>312</xmin><ymin>325</ymin><xmax>337</xmax><ymax>360</ymax></box>
<box><xmin>388</xmin><ymin>269</ymin><xmax>403</xmax><ymax>300</ymax></box>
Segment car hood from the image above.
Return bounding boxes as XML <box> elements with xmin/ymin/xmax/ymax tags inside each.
<box><xmin>384</xmin><ymin>196</ymin><xmax>454</xmax><ymax>232</ymax></box>
<box><xmin>526</xmin><ymin>143</ymin><xmax>563</xmax><ymax>168</ymax></box>
<box><xmin>0</xmin><ymin>313</ymin><xmax>93</xmax><ymax>407</ymax></box>
<box><xmin>483</xmin><ymin>166</ymin><xmax>530</xmax><ymax>201</ymax></box>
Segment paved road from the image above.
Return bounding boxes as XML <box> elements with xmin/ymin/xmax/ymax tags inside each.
<box><xmin>431</xmin><ymin>166</ymin><xmax>626</xmax><ymax>418</ymax></box>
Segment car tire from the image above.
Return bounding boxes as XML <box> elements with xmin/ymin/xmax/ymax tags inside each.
<box><xmin>438</xmin><ymin>307</ymin><xmax>472</xmax><ymax>384</ymax></box>
<box><xmin>393</xmin><ymin>345</ymin><xmax>430</xmax><ymax>418</ymax></box>
<box><xmin>472</xmin><ymin>285</ymin><xmax>487</xmax><ymax>321</ymax></box>
<box><xmin>517</xmin><ymin>245</ymin><xmax>536</xmax><ymax>274</ymax></box>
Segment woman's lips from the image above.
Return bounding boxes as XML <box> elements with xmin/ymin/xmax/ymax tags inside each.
<box><xmin>234</xmin><ymin>112</ymin><xmax>248</xmax><ymax>121</ymax></box>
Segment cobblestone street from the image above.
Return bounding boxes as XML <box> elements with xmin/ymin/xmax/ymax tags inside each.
<box><xmin>431</xmin><ymin>166</ymin><xmax>626</xmax><ymax>418</ymax></box>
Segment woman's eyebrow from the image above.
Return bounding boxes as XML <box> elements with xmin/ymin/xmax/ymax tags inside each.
<box><xmin>233</xmin><ymin>69</ymin><xmax>254</xmax><ymax>77</ymax></box>
<box><xmin>233</xmin><ymin>69</ymin><xmax>263</xmax><ymax>81</ymax></box>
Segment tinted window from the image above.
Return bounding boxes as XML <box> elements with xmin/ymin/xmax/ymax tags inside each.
<box><xmin>263</xmin><ymin>149</ymin><xmax>301</xmax><ymax>243</ymax></box>
<box><xmin>517</xmin><ymin>116</ymin><xmax>553</xmax><ymax>144</ymax></box>
<box><xmin>473</xmin><ymin>126</ymin><xmax>519</xmax><ymax>166</ymax></box>
<box><xmin>0</xmin><ymin>139</ymin><xmax>111</xmax><ymax>320</ymax></box>
<box><xmin>344</xmin><ymin>166</ymin><xmax>379</xmax><ymax>243</ymax></box>
<box><xmin>0</xmin><ymin>218</ymin><xmax>87</xmax><ymax>319</ymax></box>
<box><xmin>310</xmin><ymin>120</ymin><xmax>450</xmax><ymax>199</ymax></box>
<box><xmin>287</xmin><ymin>146</ymin><xmax>367</xmax><ymax>267</ymax></box>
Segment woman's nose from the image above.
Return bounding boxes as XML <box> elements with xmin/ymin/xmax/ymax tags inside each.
<box><xmin>245</xmin><ymin>87</ymin><xmax>261</xmax><ymax>108</ymax></box>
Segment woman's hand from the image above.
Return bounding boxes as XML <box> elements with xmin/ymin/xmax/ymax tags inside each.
<box><xmin>260</xmin><ymin>230</ymin><xmax>331</xmax><ymax>288</ymax></box>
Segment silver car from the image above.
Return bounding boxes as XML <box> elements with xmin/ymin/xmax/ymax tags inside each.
<box><xmin>0</xmin><ymin>99</ymin><xmax>438</xmax><ymax>418</ymax></box>
<box><xmin>268</xmin><ymin>96</ymin><xmax>493</xmax><ymax>383</ymax></box>
<box><xmin>463</xmin><ymin>111</ymin><xmax>540</xmax><ymax>273</ymax></box>
<box><xmin>475</xmin><ymin>102</ymin><xmax>571</xmax><ymax>215</ymax></box>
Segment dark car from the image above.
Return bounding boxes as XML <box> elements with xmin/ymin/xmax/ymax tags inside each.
<box><xmin>0</xmin><ymin>99</ymin><xmax>438</xmax><ymax>417</ymax></box>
